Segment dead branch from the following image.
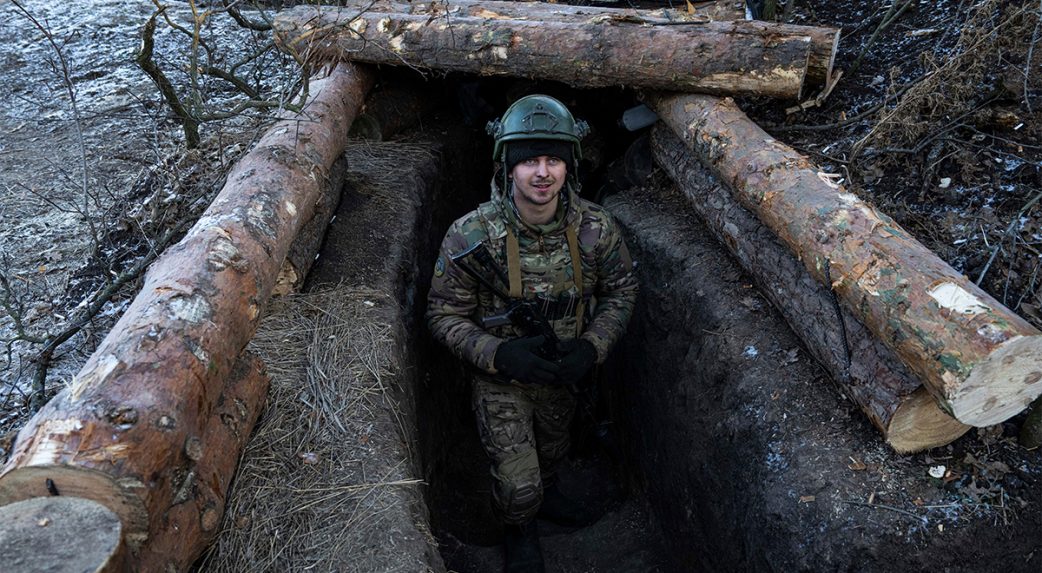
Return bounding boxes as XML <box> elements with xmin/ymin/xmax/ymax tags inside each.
<box><xmin>137</xmin><ymin>9</ymin><xmax>201</xmax><ymax>147</ymax></box>
<box><xmin>222</xmin><ymin>0</ymin><xmax>272</xmax><ymax>31</ymax></box>
<box><xmin>1026</xmin><ymin>0</ymin><xmax>1042</xmax><ymax>112</ymax></box>
<box><xmin>848</xmin><ymin>0</ymin><xmax>916</xmax><ymax>77</ymax></box>
<box><xmin>976</xmin><ymin>189</ymin><xmax>1042</xmax><ymax>285</ymax></box>
<box><xmin>138</xmin><ymin>0</ymin><xmax>313</xmax><ymax>148</ymax></box>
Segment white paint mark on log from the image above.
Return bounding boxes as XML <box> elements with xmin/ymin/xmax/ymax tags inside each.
<box><xmin>70</xmin><ymin>354</ymin><xmax>122</xmax><ymax>401</ymax></box>
<box><xmin>41</xmin><ymin>418</ymin><xmax>84</xmax><ymax>435</ymax></box>
<box><xmin>247</xmin><ymin>201</ymin><xmax>278</xmax><ymax>240</ymax></box>
<box><xmin>927</xmin><ymin>282</ymin><xmax>991</xmax><ymax>316</ymax></box>
<box><xmin>836</xmin><ymin>191</ymin><xmax>860</xmax><ymax>206</ymax></box>
<box><xmin>285</xmin><ymin>201</ymin><xmax>297</xmax><ymax>217</ymax></box>
<box><xmin>493</xmin><ymin>46</ymin><xmax>508</xmax><ymax>60</ymax></box>
<box><xmin>169</xmin><ymin>294</ymin><xmax>211</xmax><ymax>324</ymax></box>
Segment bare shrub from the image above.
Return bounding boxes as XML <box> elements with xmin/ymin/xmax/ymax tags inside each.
<box><xmin>854</xmin><ymin>0</ymin><xmax>1040</xmax><ymax>158</ymax></box>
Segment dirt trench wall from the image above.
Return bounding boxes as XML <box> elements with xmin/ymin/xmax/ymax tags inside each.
<box><xmin>602</xmin><ymin>178</ymin><xmax>1041</xmax><ymax>572</ymax></box>
<box><xmin>201</xmin><ymin>126</ymin><xmax>486</xmax><ymax>571</ymax></box>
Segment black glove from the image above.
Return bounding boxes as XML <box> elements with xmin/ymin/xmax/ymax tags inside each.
<box><xmin>554</xmin><ymin>339</ymin><xmax>597</xmax><ymax>386</ymax></box>
<box><xmin>493</xmin><ymin>335</ymin><xmax>561</xmax><ymax>385</ymax></box>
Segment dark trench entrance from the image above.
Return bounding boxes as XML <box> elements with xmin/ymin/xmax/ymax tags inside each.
<box><xmin>400</xmin><ymin>74</ymin><xmax>680</xmax><ymax>572</ymax></box>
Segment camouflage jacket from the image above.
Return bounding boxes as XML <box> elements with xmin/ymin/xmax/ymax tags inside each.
<box><xmin>426</xmin><ymin>178</ymin><xmax>638</xmax><ymax>376</ymax></box>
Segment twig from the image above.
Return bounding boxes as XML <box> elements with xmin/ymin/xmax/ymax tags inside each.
<box><xmin>200</xmin><ymin>65</ymin><xmax>261</xmax><ymax>100</ymax></box>
<box><xmin>1025</xmin><ymin>0</ymin><xmax>1042</xmax><ymax>113</ymax></box>
<box><xmin>841</xmin><ymin>499</ymin><xmax>928</xmax><ymax>523</ymax></box>
<box><xmin>771</xmin><ymin>70</ymin><xmax>934</xmax><ymax>133</ymax></box>
<box><xmin>28</xmin><ymin>218</ymin><xmax>192</xmax><ymax>410</ymax></box>
<box><xmin>848</xmin><ymin>0</ymin><xmax>916</xmax><ymax>77</ymax></box>
<box><xmin>222</xmin><ymin>0</ymin><xmax>272</xmax><ymax>31</ymax></box>
<box><xmin>977</xmin><ymin>189</ymin><xmax>1042</xmax><ymax>285</ymax></box>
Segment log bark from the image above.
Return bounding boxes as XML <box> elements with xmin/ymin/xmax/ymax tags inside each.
<box><xmin>0</xmin><ymin>63</ymin><xmax>373</xmax><ymax>549</ymax></box>
<box><xmin>0</xmin><ymin>496</ymin><xmax>126</xmax><ymax>573</ymax></box>
<box><xmin>274</xmin><ymin>156</ymin><xmax>348</xmax><ymax>296</ymax></box>
<box><xmin>646</xmin><ymin>93</ymin><xmax>1042</xmax><ymax>427</ymax></box>
<box><xmin>137</xmin><ymin>353</ymin><xmax>269</xmax><ymax>572</ymax></box>
<box><xmin>651</xmin><ymin>125</ymin><xmax>969</xmax><ymax>451</ymax></box>
<box><xmin>329</xmin><ymin>0</ymin><xmax>836</xmax><ymax>88</ymax></box>
<box><xmin>275</xmin><ymin>83</ymin><xmax>439</xmax><ymax>295</ymax></box>
<box><xmin>274</xmin><ymin>4</ymin><xmax>840</xmax><ymax>99</ymax></box>
<box><xmin>366</xmin><ymin>0</ymin><xmax>746</xmax><ymax>24</ymax></box>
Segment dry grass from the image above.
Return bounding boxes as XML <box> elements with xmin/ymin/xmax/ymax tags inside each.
<box><xmin>198</xmin><ymin>285</ymin><xmax>436</xmax><ymax>572</ymax></box>
<box><xmin>854</xmin><ymin>0</ymin><xmax>1040</xmax><ymax>158</ymax></box>
<box><xmin>342</xmin><ymin>140</ymin><xmax>436</xmax><ymax>190</ymax></box>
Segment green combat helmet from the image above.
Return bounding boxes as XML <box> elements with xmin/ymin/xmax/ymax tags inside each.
<box><xmin>486</xmin><ymin>94</ymin><xmax>590</xmax><ymax>169</ymax></box>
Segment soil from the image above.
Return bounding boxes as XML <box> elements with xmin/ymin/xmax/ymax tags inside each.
<box><xmin>1</xmin><ymin>0</ymin><xmax>1041</xmax><ymax>571</ymax></box>
<box><xmin>606</xmin><ymin>178</ymin><xmax>1042</xmax><ymax>571</ymax></box>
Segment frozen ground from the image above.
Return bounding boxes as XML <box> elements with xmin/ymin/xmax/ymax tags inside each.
<box><xmin>1</xmin><ymin>0</ymin><xmax>285</xmax><ymax>429</ymax></box>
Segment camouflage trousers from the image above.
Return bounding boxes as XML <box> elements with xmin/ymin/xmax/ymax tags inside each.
<box><xmin>472</xmin><ymin>377</ymin><xmax>576</xmax><ymax>525</ymax></box>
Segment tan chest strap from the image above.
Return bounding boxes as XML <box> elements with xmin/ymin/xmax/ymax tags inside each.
<box><xmin>504</xmin><ymin>226</ymin><xmax>586</xmax><ymax>337</ymax></box>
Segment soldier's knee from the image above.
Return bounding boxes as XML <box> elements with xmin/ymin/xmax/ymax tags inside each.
<box><xmin>494</xmin><ymin>480</ymin><xmax>543</xmax><ymax>524</ymax></box>
<box><xmin>490</xmin><ymin>446</ymin><xmax>543</xmax><ymax>523</ymax></box>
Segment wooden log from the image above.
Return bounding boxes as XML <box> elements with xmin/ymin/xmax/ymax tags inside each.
<box><xmin>275</xmin><ymin>84</ymin><xmax>440</xmax><ymax>295</ymax></box>
<box><xmin>274</xmin><ymin>4</ymin><xmax>840</xmax><ymax>99</ymax></box>
<box><xmin>650</xmin><ymin>125</ymin><xmax>969</xmax><ymax>451</ymax></box>
<box><xmin>0</xmin><ymin>496</ymin><xmax>126</xmax><ymax>573</ymax></box>
<box><xmin>336</xmin><ymin>0</ymin><xmax>836</xmax><ymax>88</ymax></box>
<box><xmin>273</xmin><ymin>156</ymin><xmax>348</xmax><ymax>296</ymax></box>
<box><xmin>365</xmin><ymin>0</ymin><xmax>746</xmax><ymax>23</ymax></box>
<box><xmin>137</xmin><ymin>353</ymin><xmax>269</xmax><ymax>572</ymax></box>
<box><xmin>646</xmin><ymin>93</ymin><xmax>1042</xmax><ymax>427</ymax></box>
<box><xmin>0</xmin><ymin>63</ymin><xmax>373</xmax><ymax>549</ymax></box>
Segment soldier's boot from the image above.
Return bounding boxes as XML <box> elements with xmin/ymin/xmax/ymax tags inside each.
<box><xmin>503</xmin><ymin>522</ymin><xmax>545</xmax><ymax>573</ymax></box>
<box><xmin>536</xmin><ymin>483</ymin><xmax>598</xmax><ymax>527</ymax></box>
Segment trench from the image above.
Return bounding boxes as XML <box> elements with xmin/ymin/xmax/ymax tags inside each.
<box><xmin>205</xmin><ymin>74</ymin><xmax>1041</xmax><ymax>572</ymax></box>
<box><xmin>299</xmin><ymin>75</ymin><xmax>695</xmax><ymax>571</ymax></box>
<box><xmin>302</xmin><ymin>73</ymin><xmax>819</xmax><ymax>572</ymax></box>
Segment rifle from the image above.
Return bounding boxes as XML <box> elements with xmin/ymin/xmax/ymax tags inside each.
<box><xmin>452</xmin><ymin>241</ymin><xmax>618</xmax><ymax>459</ymax></box>
<box><xmin>450</xmin><ymin>241</ymin><xmax>564</xmax><ymax>360</ymax></box>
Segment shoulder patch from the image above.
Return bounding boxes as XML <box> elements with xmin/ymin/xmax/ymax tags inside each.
<box><xmin>434</xmin><ymin>256</ymin><xmax>446</xmax><ymax>277</ymax></box>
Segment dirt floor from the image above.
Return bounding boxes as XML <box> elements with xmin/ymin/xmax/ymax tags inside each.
<box><xmin>1</xmin><ymin>0</ymin><xmax>1041</xmax><ymax>571</ymax></box>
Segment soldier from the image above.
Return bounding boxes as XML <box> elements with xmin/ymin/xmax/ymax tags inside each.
<box><xmin>426</xmin><ymin>94</ymin><xmax>638</xmax><ymax>573</ymax></box>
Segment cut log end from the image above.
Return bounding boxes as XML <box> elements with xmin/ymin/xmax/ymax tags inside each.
<box><xmin>0</xmin><ymin>497</ymin><xmax>125</xmax><ymax>573</ymax></box>
<box><xmin>952</xmin><ymin>335</ymin><xmax>1042</xmax><ymax>427</ymax></box>
<box><xmin>806</xmin><ymin>29</ymin><xmax>841</xmax><ymax>87</ymax></box>
<box><xmin>887</xmin><ymin>388</ymin><xmax>971</xmax><ymax>454</ymax></box>
<box><xmin>0</xmin><ymin>465</ymin><xmax>149</xmax><ymax>548</ymax></box>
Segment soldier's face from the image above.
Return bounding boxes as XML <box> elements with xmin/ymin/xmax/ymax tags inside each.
<box><xmin>510</xmin><ymin>155</ymin><xmax>567</xmax><ymax>208</ymax></box>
